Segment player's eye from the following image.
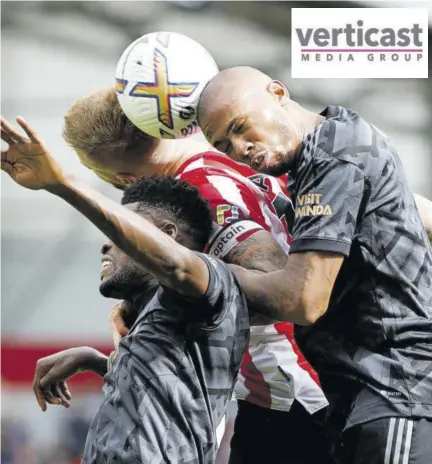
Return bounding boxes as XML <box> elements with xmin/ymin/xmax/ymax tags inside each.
<box><xmin>223</xmin><ymin>142</ymin><xmax>233</xmax><ymax>156</ymax></box>
<box><xmin>233</xmin><ymin>123</ymin><xmax>245</xmax><ymax>134</ymax></box>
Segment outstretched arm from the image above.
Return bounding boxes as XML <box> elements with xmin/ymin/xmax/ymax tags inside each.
<box><xmin>1</xmin><ymin>117</ymin><xmax>209</xmax><ymax>298</ymax></box>
<box><xmin>49</xmin><ymin>177</ymin><xmax>209</xmax><ymax>297</ymax></box>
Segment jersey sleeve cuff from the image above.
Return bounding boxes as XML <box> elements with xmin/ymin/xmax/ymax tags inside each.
<box><xmin>290</xmin><ymin>237</ymin><xmax>351</xmax><ymax>256</ymax></box>
<box><xmin>196</xmin><ymin>253</ymin><xmax>217</xmax><ymax>303</ymax></box>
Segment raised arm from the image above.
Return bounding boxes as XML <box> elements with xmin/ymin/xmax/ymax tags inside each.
<box><xmin>1</xmin><ymin>116</ymin><xmax>208</xmax><ymax>298</ymax></box>
<box><xmin>49</xmin><ymin>177</ymin><xmax>209</xmax><ymax>297</ymax></box>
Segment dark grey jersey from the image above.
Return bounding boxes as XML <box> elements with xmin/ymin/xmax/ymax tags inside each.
<box><xmin>290</xmin><ymin>106</ymin><xmax>432</xmax><ymax>435</ymax></box>
<box><xmin>82</xmin><ymin>254</ymin><xmax>249</xmax><ymax>464</ymax></box>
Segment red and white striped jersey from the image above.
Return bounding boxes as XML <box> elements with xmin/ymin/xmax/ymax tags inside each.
<box><xmin>176</xmin><ymin>152</ymin><xmax>328</xmax><ymax>414</ymax></box>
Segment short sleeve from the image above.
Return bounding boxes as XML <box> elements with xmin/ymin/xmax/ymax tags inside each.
<box><xmin>162</xmin><ymin>253</ymin><xmax>247</xmax><ymax>329</ymax></box>
<box><xmin>290</xmin><ymin>158</ymin><xmax>365</xmax><ymax>256</ymax></box>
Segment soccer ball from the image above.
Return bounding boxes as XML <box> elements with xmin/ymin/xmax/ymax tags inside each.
<box><xmin>115</xmin><ymin>31</ymin><xmax>219</xmax><ymax>139</ymax></box>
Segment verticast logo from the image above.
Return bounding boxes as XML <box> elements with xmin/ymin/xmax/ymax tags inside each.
<box><xmin>291</xmin><ymin>8</ymin><xmax>428</xmax><ymax>79</ymax></box>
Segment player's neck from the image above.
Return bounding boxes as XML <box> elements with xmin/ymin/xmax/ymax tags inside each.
<box><xmin>283</xmin><ymin>102</ymin><xmax>325</xmax><ymax>140</ymax></box>
<box><xmin>151</xmin><ymin>138</ymin><xmax>213</xmax><ymax>176</ymax></box>
<box><xmin>132</xmin><ymin>285</ymin><xmax>159</xmax><ymax>310</ymax></box>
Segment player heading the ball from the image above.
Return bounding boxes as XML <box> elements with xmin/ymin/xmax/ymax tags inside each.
<box><xmin>116</xmin><ymin>31</ymin><xmax>218</xmax><ymax>140</ymax></box>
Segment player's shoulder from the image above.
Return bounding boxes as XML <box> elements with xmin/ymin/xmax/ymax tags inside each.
<box><xmin>178</xmin><ymin>152</ymin><xmax>265</xmax><ymax>201</ymax></box>
<box><xmin>197</xmin><ymin>252</ymin><xmax>229</xmax><ymax>274</ymax></box>
<box><xmin>303</xmin><ymin>106</ymin><xmax>394</xmax><ymax>171</ymax></box>
<box><xmin>178</xmin><ymin>151</ymin><xmax>252</xmax><ymax>176</ymax></box>
<box><xmin>194</xmin><ymin>252</ymin><xmax>243</xmax><ymax>301</ymax></box>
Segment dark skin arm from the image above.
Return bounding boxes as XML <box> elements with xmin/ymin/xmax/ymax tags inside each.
<box><xmin>1</xmin><ymin>116</ymin><xmax>209</xmax><ymax>298</ymax></box>
<box><xmin>110</xmin><ymin>229</ymin><xmax>290</xmax><ymax>335</ymax></box>
<box><xmin>225</xmin><ymin>230</ymin><xmax>289</xmax><ymax>325</ymax></box>
<box><xmin>230</xmin><ymin>251</ymin><xmax>344</xmax><ymax>326</ymax></box>
<box><xmin>232</xmin><ymin>195</ymin><xmax>429</xmax><ymax>325</ymax></box>
<box><xmin>32</xmin><ymin>347</ymin><xmax>108</xmax><ymax>411</ymax></box>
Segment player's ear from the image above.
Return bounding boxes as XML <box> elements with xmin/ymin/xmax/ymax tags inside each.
<box><xmin>267</xmin><ymin>80</ymin><xmax>289</xmax><ymax>103</ymax></box>
<box><xmin>161</xmin><ymin>222</ymin><xmax>178</xmax><ymax>240</ymax></box>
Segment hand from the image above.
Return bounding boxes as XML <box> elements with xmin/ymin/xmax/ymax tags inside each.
<box><xmin>1</xmin><ymin>116</ymin><xmax>65</xmax><ymax>190</ymax></box>
<box><xmin>109</xmin><ymin>301</ymin><xmax>135</xmax><ymax>349</ymax></box>
<box><xmin>32</xmin><ymin>347</ymin><xmax>96</xmax><ymax>412</ymax></box>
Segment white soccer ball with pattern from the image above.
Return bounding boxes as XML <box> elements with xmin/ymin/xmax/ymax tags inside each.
<box><xmin>115</xmin><ymin>31</ymin><xmax>219</xmax><ymax>139</ymax></box>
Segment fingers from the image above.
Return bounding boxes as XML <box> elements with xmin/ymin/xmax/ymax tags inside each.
<box><xmin>1</xmin><ymin>117</ymin><xmax>28</xmax><ymax>144</ymax></box>
<box><xmin>35</xmin><ymin>388</ymin><xmax>48</xmax><ymax>412</ymax></box>
<box><xmin>60</xmin><ymin>381</ymin><xmax>72</xmax><ymax>401</ymax></box>
<box><xmin>40</xmin><ymin>364</ymin><xmax>73</xmax><ymax>390</ymax></box>
<box><xmin>1</xmin><ymin>152</ymin><xmax>13</xmax><ymax>176</ymax></box>
<box><xmin>109</xmin><ymin>306</ymin><xmax>129</xmax><ymax>349</ymax></box>
<box><xmin>16</xmin><ymin>116</ymin><xmax>42</xmax><ymax>144</ymax></box>
<box><xmin>1</xmin><ymin>128</ymin><xmax>15</xmax><ymax>146</ymax></box>
<box><xmin>44</xmin><ymin>386</ymin><xmax>62</xmax><ymax>406</ymax></box>
<box><xmin>53</xmin><ymin>383</ymin><xmax>70</xmax><ymax>408</ymax></box>
<box><xmin>115</xmin><ymin>314</ymin><xmax>130</xmax><ymax>337</ymax></box>
<box><xmin>110</xmin><ymin>303</ymin><xmax>130</xmax><ymax>337</ymax></box>
<box><xmin>112</xmin><ymin>330</ymin><xmax>122</xmax><ymax>350</ymax></box>
<box><xmin>33</xmin><ymin>356</ymin><xmax>75</xmax><ymax>412</ymax></box>
<box><xmin>39</xmin><ymin>383</ymin><xmax>71</xmax><ymax>409</ymax></box>
<box><xmin>32</xmin><ymin>373</ymin><xmax>48</xmax><ymax>412</ymax></box>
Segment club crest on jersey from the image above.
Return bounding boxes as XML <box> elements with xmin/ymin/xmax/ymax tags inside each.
<box><xmin>129</xmin><ymin>49</ymin><xmax>199</xmax><ymax>130</ymax></box>
<box><xmin>216</xmin><ymin>205</ymin><xmax>240</xmax><ymax>225</ymax></box>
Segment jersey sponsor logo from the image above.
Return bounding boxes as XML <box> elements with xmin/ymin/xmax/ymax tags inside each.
<box><xmin>297</xmin><ymin>193</ymin><xmax>322</xmax><ymax>206</ymax></box>
<box><xmin>208</xmin><ymin>220</ymin><xmax>263</xmax><ymax>258</ymax></box>
<box><xmin>216</xmin><ymin>204</ymin><xmax>240</xmax><ymax>225</ymax></box>
<box><xmin>295</xmin><ymin>193</ymin><xmax>332</xmax><ymax>217</ymax></box>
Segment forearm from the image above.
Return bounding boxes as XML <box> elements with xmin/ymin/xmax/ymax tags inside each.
<box><xmin>231</xmin><ymin>251</ymin><xmax>338</xmax><ymax>326</ymax></box>
<box><xmin>232</xmin><ymin>265</ymin><xmax>307</xmax><ymax>325</ymax></box>
<box><xmin>47</xmin><ymin>176</ymin><xmax>189</xmax><ymax>286</ymax></box>
<box><xmin>225</xmin><ymin>230</ymin><xmax>288</xmax><ymax>325</ymax></box>
<box><xmin>79</xmin><ymin>348</ymin><xmax>109</xmax><ymax>377</ymax></box>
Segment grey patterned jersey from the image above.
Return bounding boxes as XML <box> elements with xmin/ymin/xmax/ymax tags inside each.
<box><xmin>290</xmin><ymin>106</ymin><xmax>432</xmax><ymax>435</ymax></box>
<box><xmin>82</xmin><ymin>254</ymin><xmax>250</xmax><ymax>463</ymax></box>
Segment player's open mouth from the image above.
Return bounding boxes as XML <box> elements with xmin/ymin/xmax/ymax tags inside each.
<box><xmin>252</xmin><ymin>154</ymin><xmax>266</xmax><ymax>170</ymax></box>
<box><xmin>101</xmin><ymin>259</ymin><xmax>114</xmax><ymax>279</ymax></box>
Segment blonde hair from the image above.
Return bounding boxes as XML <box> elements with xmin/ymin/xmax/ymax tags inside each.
<box><xmin>63</xmin><ymin>87</ymin><xmax>156</xmax><ymax>160</ymax></box>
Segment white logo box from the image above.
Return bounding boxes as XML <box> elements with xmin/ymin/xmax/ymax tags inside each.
<box><xmin>291</xmin><ymin>8</ymin><xmax>428</xmax><ymax>78</ymax></box>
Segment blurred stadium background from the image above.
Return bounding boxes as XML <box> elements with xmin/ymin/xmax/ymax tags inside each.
<box><xmin>1</xmin><ymin>1</ymin><xmax>431</xmax><ymax>463</ymax></box>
